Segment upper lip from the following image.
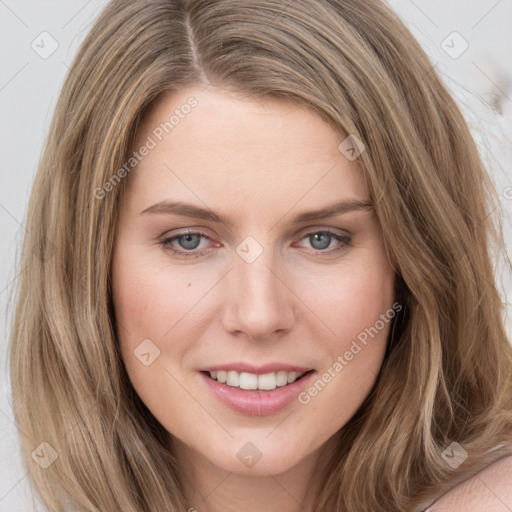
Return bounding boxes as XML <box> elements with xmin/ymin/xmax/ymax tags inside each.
<box><xmin>200</xmin><ymin>362</ymin><xmax>314</xmax><ymax>375</ymax></box>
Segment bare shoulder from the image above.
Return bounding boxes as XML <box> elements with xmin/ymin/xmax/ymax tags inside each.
<box><xmin>428</xmin><ymin>454</ymin><xmax>512</xmax><ymax>511</ymax></box>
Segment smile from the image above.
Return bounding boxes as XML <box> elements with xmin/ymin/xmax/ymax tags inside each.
<box><xmin>206</xmin><ymin>370</ymin><xmax>307</xmax><ymax>390</ymax></box>
<box><xmin>199</xmin><ymin>368</ymin><xmax>316</xmax><ymax>416</ymax></box>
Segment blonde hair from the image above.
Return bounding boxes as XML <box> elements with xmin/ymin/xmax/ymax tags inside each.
<box><xmin>9</xmin><ymin>0</ymin><xmax>512</xmax><ymax>510</ymax></box>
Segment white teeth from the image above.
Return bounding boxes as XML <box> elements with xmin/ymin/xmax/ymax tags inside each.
<box><xmin>226</xmin><ymin>371</ymin><xmax>239</xmax><ymax>386</ymax></box>
<box><xmin>258</xmin><ymin>372</ymin><xmax>277</xmax><ymax>390</ymax></box>
<box><xmin>276</xmin><ymin>371</ymin><xmax>288</xmax><ymax>387</ymax></box>
<box><xmin>238</xmin><ymin>372</ymin><xmax>258</xmax><ymax>390</ymax></box>
<box><xmin>287</xmin><ymin>371</ymin><xmax>298</xmax><ymax>384</ymax></box>
<box><xmin>207</xmin><ymin>370</ymin><xmax>306</xmax><ymax>390</ymax></box>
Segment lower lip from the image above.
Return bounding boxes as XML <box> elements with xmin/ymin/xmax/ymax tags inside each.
<box><xmin>199</xmin><ymin>371</ymin><xmax>316</xmax><ymax>416</ymax></box>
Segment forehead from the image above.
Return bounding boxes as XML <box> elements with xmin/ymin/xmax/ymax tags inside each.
<box><xmin>124</xmin><ymin>87</ymin><xmax>368</xmax><ymax>212</ymax></box>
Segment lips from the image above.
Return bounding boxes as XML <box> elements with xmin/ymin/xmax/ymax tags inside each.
<box><xmin>200</xmin><ymin>370</ymin><xmax>316</xmax><ymax>415</ymax></box>
<box><xmin>200</xmin><ymin>362</ymin><xmax>313</xmax><ymax>375</ymax></box>
<box><xmin>200</xmin><ymin>363</ymin><xmax>313</xmax><ymax>391</ymax></box>
<box><xmin>198</xmin><ymin>362</ymin><xmax>316</xmax><ymax>415</ymax></box>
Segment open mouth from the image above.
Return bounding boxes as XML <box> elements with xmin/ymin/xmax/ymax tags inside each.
<box><xmin>201</xmin><ymin>369</ymin><xmax>315</xmax><ymax>391</ymax></box>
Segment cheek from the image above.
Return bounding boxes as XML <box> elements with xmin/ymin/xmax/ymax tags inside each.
<box><xmin>112</xmin><ymin>245</ymin><xmax>197</xmax><ymax>337</ymax></box>
<box><xmin>293</xmin><ymin>267</ymin><xmax>395</xmax><ymax>430</ymax></box>
<box><xmin>112</xmin><ymin>265</ymin><xmax>163</xmax><ymax>344</ymax></box>
<box><xmin>303</xmin><ymin>254</ymin><xmax>395</xmax><ymax>341</ymax></box>
<box><xmin>111</xmin><ymin>250</ymin><xmax>195</xmax><ymax>410</ymax></box>
<box><xmin>294</xmin><ymin>253</ymin><xmax>396</xmax><ymax>410</ymax></box>
<box><xmin>111</xmin><ymin>245</ymin><xmax>220</xmax><ymax>388</ymax></box>
<box><xmin>111</xmin><ymin>248</ymin><xmax>186</xmax><ymax>369</ymax></box>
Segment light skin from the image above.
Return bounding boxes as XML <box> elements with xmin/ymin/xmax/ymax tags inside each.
<box><xmin>111</xmin><ymin>87</ymin><xmax>397</xmax><ymax>512</ymax></box>
<box><xmin>429</xmin><ymin>454</ymin><xmax>512</xmax><ymax>511</ymax></box>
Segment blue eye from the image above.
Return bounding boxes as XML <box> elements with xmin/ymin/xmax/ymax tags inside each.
<box><xmin>173</xmin><ymin>233</ymin><xmax>203</xmax><ymax>251</ymax></box>
<box><xmin>159</xmin><ymin>229</ymin><xmax>351</xmax><ymax>258</ymax></box>
<box><xmin>302</xmin><ymin>231</ymin><xmax>350</xmax><ymax>252</ymax></box>
<box><xmin>160</xmin><ymin>232</ymin><xmax>209</xmax><ymax>258</ymax></box>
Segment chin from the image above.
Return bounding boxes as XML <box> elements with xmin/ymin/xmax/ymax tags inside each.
<box><xmin>203</xmin><ymin>438</ymin><xmax>309</xmax><ymax>477</ymax></box>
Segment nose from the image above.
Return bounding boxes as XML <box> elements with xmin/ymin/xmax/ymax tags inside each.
<box><xmin>221</xmin><ymin>244</ymin><xmax>296</xmax><ymax>341</ymax></box>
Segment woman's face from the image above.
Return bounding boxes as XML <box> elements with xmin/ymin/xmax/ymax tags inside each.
<box><xmin>112</xmin><ymin>87</ymin><xmax>397</xmax><ymax>477</ymax></box>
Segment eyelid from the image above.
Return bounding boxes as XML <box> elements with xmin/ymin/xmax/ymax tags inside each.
<box><xmin>295</xmin><ymin>225</ymin><xmax>350</xmax><ymax>238</ymax></box>
<box><xmin>158</xmin><ymin>225</ymin><xmax>352</xmax><ymax>246</ymax></box>
<box><xmin>160</xmin><ymin>225</ymin><xmax>350</xmax><ymax>241</ymax></box>
<box><xmin>159</xmin><ymin>226</ymin><xmax>352</xmax><ymax>258</ymax></box>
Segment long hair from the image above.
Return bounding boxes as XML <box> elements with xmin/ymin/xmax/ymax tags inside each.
<box><xmin>9</xmin><ymin>0</ymin><xmax>512</xmax><ymax>510</ymax></box>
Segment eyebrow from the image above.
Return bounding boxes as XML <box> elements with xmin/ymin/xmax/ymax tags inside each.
<box><xmin>140</xmin><ymin>199</ymin><xmax>373</xmax><ymax>227</ymax></box>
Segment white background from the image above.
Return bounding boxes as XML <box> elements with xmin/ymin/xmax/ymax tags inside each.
<box><xmin>1</xmin><ymin>0</ymin><xmax>511</xmax><ymax>509</ymax></box>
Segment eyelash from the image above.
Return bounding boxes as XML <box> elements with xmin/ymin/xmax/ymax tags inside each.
<box><xmin>159</xmin><ymin>229</ymin><xmax>352</xmax><ymax>259</ymax></box>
